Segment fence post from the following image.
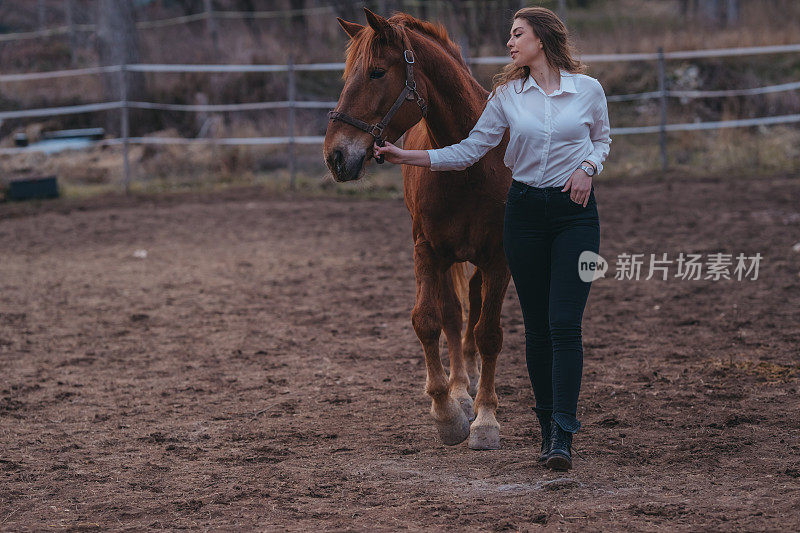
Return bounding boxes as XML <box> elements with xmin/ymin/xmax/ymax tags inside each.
<box><xmin>38</xmin><ymin>0</ymin><xmax>46</xmax><ymax>30</ymax></box>
<box><xmin>557</xmin><ymin>0</ymin><xmax>567</xmax><ymax>22</ymax></box>
<box><xmin>64</xmin><ymin>0</ymin><xmax>76</xmax><ymax>66</ymax></box>
<box><xmin>657</xmin><ymin>47</ymin><xmax>668</xmax><ymax>173</ymax></box>
<box><xmin>287</xmin><ymin>55</ymin><xmax>296</xmax><ymax>191</ymax></box>
<box><xmin>726</xmin><ymin>0</ymin><xmax>739</xmax><ymax>25</ymax></box>
<box><xmin>459</xmin><ymin>36</ymin><xmax>471</xmax><ymax>73</ymax></box>
<box><xmin>204</xmin><ymin>0</ymin><xmax>220</xmax><ymax>59</ymax></box>
<box><xmin>120</xmin><ymin>64</ymin><xmax>131</xmax><ymax>193</ymax></box>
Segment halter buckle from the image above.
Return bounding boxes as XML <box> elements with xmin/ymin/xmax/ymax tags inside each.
<box><xmin>404</xmin><ymin>50</ymin><xmax>415</xmax><ymax>64</ymax></box>
<box><xmin>369</xmin><ymin>124</ymin><xmax>385</xmax><ymax>138</ymax></box>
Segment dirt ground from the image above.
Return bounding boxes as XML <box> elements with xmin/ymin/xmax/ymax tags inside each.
<box><xmin>1</xmin><ymin>174</ymin><xmax>798</xmax><ymax>531</ymax></box>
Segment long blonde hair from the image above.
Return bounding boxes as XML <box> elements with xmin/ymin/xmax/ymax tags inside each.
<box><xmin>490</xmin><ymin>7</ymin><xmax>585</xmax><ymax>97</ymax></box>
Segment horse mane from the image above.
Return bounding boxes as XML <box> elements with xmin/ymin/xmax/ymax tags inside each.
<box><xmin>343</xmin><ymin>13</ymin><xmax>468</xmax><ymax>79</ymax></box>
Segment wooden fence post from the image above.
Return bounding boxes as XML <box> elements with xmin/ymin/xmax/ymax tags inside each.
<box><xmin>657</xmin><ymin>47</ymin><xmax>668</xmax><ymax>173</ymax></box>
<box><xmin>288</xmin><ymin>55</ymin><xmax>296</xmax><ymax>191</ymax></box>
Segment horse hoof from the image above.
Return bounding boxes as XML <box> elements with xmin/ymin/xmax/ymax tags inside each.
<box><xmin>468</xmin><ymin>422</ymin><xmax>501</xmax><ymax>450</ymax></box>
<box><xmin>434</xmin><ymin>409</ymin><xmax>471</xmax><ymax>446</ymax></box>
<box><xmin>457</xmin><ymin>396</ymin><xmax>476</xmax><ymax>422</ymax></box>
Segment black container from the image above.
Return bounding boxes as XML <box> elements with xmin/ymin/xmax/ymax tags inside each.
<box><xmin>8</xmin><ymin>176</ymin><xmax>60</xmax><ymax>201</ymax></box>
<box><xmin>14</xmin><ymin>133</ymin><xmax>28</xmax><ymax>147</ymax></box>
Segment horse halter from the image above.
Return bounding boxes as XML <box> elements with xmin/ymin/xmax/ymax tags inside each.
<box><xmin>328</xmin><ymin>32</ymin><xmax>428</xmax><ymax>164</ymax></box>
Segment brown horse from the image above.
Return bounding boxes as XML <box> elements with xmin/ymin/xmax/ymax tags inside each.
<box><xmin>324</xmin><ymin>9</ymin><xmax>512</xmax><ymax>449</ymax></box>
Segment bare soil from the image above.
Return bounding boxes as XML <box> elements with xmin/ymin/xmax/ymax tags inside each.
<box><xmin>1</xmin><ymin>175</ymin><xmax>799</xmax><ymax>531</ymax></box>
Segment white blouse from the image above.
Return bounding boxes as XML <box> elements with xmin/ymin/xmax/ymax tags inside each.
<box><xmin>426</xmin><ymin>70</ymin><xmax>611</xmax><ymax>188</ymax></box>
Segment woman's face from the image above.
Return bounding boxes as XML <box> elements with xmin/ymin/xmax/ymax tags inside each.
<box><xmin>507</xmin><ymin>18</ymin><xmax>543</xmax><ymax>67</ymax></box>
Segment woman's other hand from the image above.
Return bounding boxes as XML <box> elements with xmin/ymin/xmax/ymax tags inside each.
<box><xmin>373</xmin><ymin>141</ymin><xmax>405</xmax><ymax>164</ymax></box>
<box><xmin>561</xmin><ymin>168</ymin><xmax>592</xmax><ymax>207</ymax></box>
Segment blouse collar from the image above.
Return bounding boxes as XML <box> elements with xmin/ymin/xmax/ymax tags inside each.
<box><xmin>521</xmin><ymin>70</ymin><xmax>578</xmax><ymax>96</ymax></box>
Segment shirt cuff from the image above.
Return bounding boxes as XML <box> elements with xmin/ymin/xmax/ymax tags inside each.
<box><xmin>427</xmin><ymin>149</ymin><xmax>442</xmax><ymax>171</ymax></box>
<box><xmin>583</xmin><ymin>157</ymin><xmax>603</xmax><ymax>176</ymax></box>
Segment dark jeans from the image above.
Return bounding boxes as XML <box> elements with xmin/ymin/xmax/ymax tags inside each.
<box><xmin>502</xmin><ymin>180</ymin><xmax>600</xmax><ymax>434</ymax></box>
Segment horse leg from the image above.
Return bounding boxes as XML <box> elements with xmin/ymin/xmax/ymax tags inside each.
<box><xmin>412</xmin><ymin>241</ymin><xmax>470</xmax><ymax>446</ymax></box>
<box><xmin>469</xmin><ymin>260</ymin><xmax>511</xmax><ymax>450</ymax></box>
<box><xmin>441</xmin><ymin>267</ymin><xmax>474</xmax><ymax>422</ymax></box>
<box><xmin>462</xmin><ymin>268</ymin><xmax>482</xmax><ymax>396</ymax></box>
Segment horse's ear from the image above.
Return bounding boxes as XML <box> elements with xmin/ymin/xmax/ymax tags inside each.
<box><xmin>337</xmin><ymin>17</ymin><xmax>364</xmax><ymax>39</ymax></box>
<box><xmin>364</xmin><ymin>8</ymin><xmax>391</xmax><ymax>37</ymax></box>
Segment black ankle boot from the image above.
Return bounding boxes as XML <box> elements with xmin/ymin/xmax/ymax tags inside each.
<box><xmin>545</xmin><ymin>419</ymin><xmax>573</xmax><ymax>471</ymax></box>
<box><xmin>535</xmin><ymin>412</ymin><xmax>552</xmax><ymax>462</ymax></box>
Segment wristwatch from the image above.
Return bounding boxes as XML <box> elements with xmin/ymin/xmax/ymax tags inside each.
<box><xmin>579</xmin><ymin>163</ymin><xmax>596</xmax><ymax>176</ymax></box>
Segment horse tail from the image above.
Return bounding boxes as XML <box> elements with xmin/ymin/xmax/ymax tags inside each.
<box><xmin>449</xmin><ymin>262</ymin><xmax>470</xmax><ymax>322</ymax></box>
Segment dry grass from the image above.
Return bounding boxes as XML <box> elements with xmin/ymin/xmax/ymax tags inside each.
<box><xmin>3</xmin><ymin>122</ymin><xmax>796</xmax><ymax>201</ymax></box>
<box><xmin>569</xmin><ymin>0</ymin><xmax>800</xmax><ymax>54</ymax></box>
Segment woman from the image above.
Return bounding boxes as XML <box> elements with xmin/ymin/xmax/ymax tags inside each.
<box><xmin>374</xmin><ymin>6</ymin><xmax>610</xmax><ymax>471</ymax></box>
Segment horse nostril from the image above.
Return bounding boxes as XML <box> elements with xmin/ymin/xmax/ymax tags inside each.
<box><xmin>328</xmin><ymin>149</ymin><xmax>344</xmax><ymax>174</ymax></box>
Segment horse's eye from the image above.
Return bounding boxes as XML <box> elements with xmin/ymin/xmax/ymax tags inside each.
<box><xmin>369</xmin><ymin>68</ymin><xmax>386</xmax><ymax>79</ymax></box>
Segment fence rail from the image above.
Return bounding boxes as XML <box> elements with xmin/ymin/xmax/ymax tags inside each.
<box><xmin>470</xmin><ymin>43</ymin><xmax>800</xmax><ymax>64</ymax></box>
<box><xmin>0</xmin><ymin>4</ymin><xmax>351</xmax><ymax>43</ymax></box>
<box><xmin>0</xmin><ymin>101</ymin><xmax>122</xmax><ymax>120</ymax></box>
<box><xmin>126</xmin><ymin>100</ymin><xmax>338</xmax><ymax>112</ymax></box>
<box><xmin>1</xmin><ymin>43</ymin><xmax>799</xmax><ymax>189</ymax></box>
<box><xmin>104</xmin><ymin>136</ymin><xmax>327</xmax><ymax>146</ymax></box>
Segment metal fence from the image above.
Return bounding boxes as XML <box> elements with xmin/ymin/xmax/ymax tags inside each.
<box><xmin>1</xmin><ymin>43</ymin><xmax>799</xmax><ymax>191</ymax></box>
<box><xmin>0</xmin><ymin>2</ymin><xmax>355</xmax><ymax>43</ymax></box>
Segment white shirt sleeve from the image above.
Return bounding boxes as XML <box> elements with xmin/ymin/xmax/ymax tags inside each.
<box><xmin>427</xmin><ymin>94</ymin><xmax>508</xmax><ymax>171</ymax></box>
<box><xmin>583</xmin><ymin>82</ymin><xmax>611</xmax><ymax>175</ymax></box>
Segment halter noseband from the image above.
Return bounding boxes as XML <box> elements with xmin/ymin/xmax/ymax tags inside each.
<box><xmin>328</xmin><ymin>32</ymin><xmax>428</xmax><ymax>164</ymax></box>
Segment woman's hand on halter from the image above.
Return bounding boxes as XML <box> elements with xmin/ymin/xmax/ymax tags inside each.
<box><xmin>372</xmin><ymin>142</ymin><xmax>432</xmax><ymax>167</ymax></box>
<box><xmin>373</xmin><ymin>141</ymin><xmax>405</xmax><ymax>164</ymax></box>
<box><xmin>561</xmin><ymin>168</ymin><xmax>593</xmax><ymax>207</ymax></box>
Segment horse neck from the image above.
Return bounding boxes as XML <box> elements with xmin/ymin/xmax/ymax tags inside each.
<box><xmin>413</xmin><ymin>37</ymin><xmax>488</xmax><ymax>148</ymax></box>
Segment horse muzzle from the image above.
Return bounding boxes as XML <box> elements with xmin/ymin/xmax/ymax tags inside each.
<box><xmin>325</xmin><ymin>145</ymin><xmax>367</xmax><ymax>182</ymax></box>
